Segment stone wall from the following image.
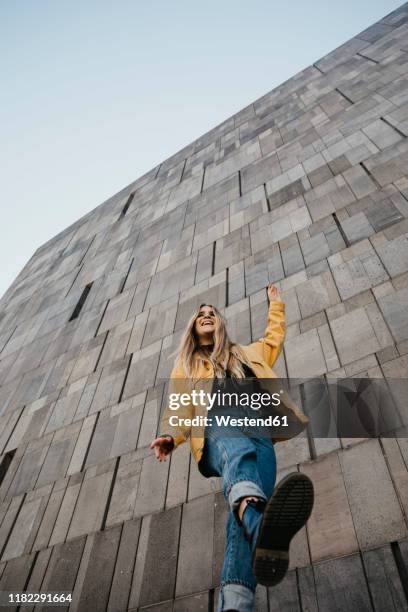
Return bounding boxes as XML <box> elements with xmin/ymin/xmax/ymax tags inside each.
<box><xmin>1</xmin><ymin>3</ymin><xmax>408</xmax><ymax>610</ymax></box>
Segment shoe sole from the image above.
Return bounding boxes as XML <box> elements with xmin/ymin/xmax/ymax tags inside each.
<box><xmin>253</xmin><ymin>472</ymin><xmax>314</xmax><ymax>587</ymax></box>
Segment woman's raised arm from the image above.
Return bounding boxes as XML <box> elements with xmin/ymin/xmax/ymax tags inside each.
<box><xmin>248</xmin><ymin>283</ymin><xmax>286</xmax><ymax>368</ymax></box>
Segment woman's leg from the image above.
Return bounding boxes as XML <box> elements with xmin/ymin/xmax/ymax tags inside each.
<box><xmin>199</xmin><ymin>434</ymin><xmax>277</xmax><ymax>611</ymax></box>
<box><xmin>216</xmin><ymin>512</ymin><xmax>256</xmax><ymax>612</ymax></box>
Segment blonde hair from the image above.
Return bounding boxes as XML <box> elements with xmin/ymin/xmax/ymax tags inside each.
<box><xmin>174</xmin><ymin>303</ymin><xmax>251</xmax><ymax>379</ymax></box>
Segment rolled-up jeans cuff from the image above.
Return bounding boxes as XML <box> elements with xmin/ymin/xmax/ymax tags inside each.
<box><xmin>228</xmin><ymin>480</ymin><xmax>267</xmax><ymax>514</ymax></box>
<box><xmin>217</xmin><ymin>583</ymin><xmax>255</xmax><ymax>612</ymax></box>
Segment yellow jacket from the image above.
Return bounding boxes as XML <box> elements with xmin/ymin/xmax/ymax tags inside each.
<box><xmin>159</xmin><ymin>300</ymin><xmax>309</xmax><ymax>463</ymax></box>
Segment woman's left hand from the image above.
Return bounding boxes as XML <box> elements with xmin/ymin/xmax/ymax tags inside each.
<box><xmin>267</xmin><ymin>283</ymin><xmax>281</xmax><ymax>302</ymax></box>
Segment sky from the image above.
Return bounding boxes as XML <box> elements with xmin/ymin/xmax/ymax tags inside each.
<box><xmin>0</xmin><ymin>0</ymin><xmax>403</xmax><ymax>299</ymax></box>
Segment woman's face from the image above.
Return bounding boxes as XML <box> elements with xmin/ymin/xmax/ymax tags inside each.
<box><xmin>194</xmin><ymin>305</ymin><xmax>216</xmax><ymax>341</ymax></box>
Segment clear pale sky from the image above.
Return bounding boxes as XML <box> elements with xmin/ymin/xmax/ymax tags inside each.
<box><xmin>0</xmin><ymin>0</ymin><xmax>403</xmax><ymax>299</ymax></box>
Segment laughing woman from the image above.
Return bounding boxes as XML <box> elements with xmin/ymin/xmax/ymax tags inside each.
<box><xmin>150</xmin><ymin>284</ymin><xmax>314</xmax><ymax>612</ymax></box>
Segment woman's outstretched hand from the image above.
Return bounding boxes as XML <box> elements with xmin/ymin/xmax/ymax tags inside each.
<box><xmin>267</xmin><ymin>283</ymin><xmax>281</xmax><ymax>302</ymax></box>
<box><xmin>150</xmin><ymin>436</ymin><xmax>175</xmax><ymax>461</ymax></box>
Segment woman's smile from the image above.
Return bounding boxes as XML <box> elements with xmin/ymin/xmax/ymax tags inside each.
<box><xmin>201</xmin><ymin>319</ymin><xmax>214</xmax><ymax>327</ymax></box>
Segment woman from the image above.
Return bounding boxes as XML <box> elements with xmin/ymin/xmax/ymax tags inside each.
<box><xmin>150</xmin><ymin>284</ymin><xmax>314</xmax><ymax>612</ymax></box>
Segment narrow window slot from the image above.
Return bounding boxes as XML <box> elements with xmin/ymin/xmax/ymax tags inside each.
<box><xmin>101</xmin><ymin>456</ymin><xmax>120</xmax><ymax>530</ymax></box>
<box><xmin>180</xmin><ymin>158</ymin><xmax>187</xmax><ymax>182</ymax></box>
<box><xmin>332</xmin><ymin>212</ymin><xmax>351</xmax><ymax>248</ymax></box>
<box><xmin>120</xmin><ymin>258</ymin><xmax>134</xmax><ymax>294</ymax></box>
<box><xmin>356</xmin><ymin>51</ymin><xmax>379</xmax><ymax>64</ymax></box>
<box><xmin>211</xmin><ymin>241</ymin><xmax>216</xmax><ymax>276</ymax></box>
<box><xmin>391</xmin><ymin>541</ymin><xmax>408</xmax><ymax>604</ymax></box>
<box><xmin>0</xmin><ymin>450</ymin><xmax>16</xmax><ymax>487</ymax></box>
<box><xmin>120</xmin><ymin>193</ymin><xmax>135</xmax><ymax>218</ymax></box>
<box><xmin>69</xmin><ymin>282</ymin><xmax>93</xmax><ymax>322</ymax></box>
<box><xmin>80</xmin><ymin>412</ymin><xmax>100</xmax><ymax>472</ymax></box>
<box><xmin>313</xmin><ymin>63</ymin><xmax>325</xmax><ymax>75</ymax></box>
<box><xmin>200</xmin><ymin>167</ymin><xmax>206</xmax><ymax>194</ymax></box>
<box><xmin>380</xmin><ymin>116</ymin><xmax>407</xmax><ymax>139</ymax></box>
<box><xmin>335</xmin><ymin>87</ymin><xmax>354</xmax><ymax>105</ymax></box>
<box><xmin>263</xmin><ymin>183</ymin><xmax>271</xmax><ymax>212</ymax></box>
<box><xmin>118</xmin><ymin>354</ymin><xmax>133</xmax><ymax>404</ymax></box>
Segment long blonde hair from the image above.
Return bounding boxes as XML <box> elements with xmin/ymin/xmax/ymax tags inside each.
<box><xmin>174</xmin><ymin>303</ymin><xmax>251</xmax><ymax>379</ymax></box>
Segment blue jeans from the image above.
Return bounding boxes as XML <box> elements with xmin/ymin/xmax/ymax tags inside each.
<box><xmin>198</xmin><ymin>407</ymin><xmax>277</xmax><ymax>612</ymax></box>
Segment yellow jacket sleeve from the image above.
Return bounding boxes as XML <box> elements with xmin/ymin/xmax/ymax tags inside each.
<box><xmin>247</xmin><ymin>300</ymin><xmax>286</xmax><ymax>368</ymax></box>
<box><xmin>159</xmin><ymin>363</ymin><xmax>193</xmax><ymax>451</ymax></box>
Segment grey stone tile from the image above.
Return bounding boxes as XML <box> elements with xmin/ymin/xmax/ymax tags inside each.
<box><xmin>362</xmin><ymin>544</ymin><xmax>408</xmax><ymax>612</ymax></box>
<box><xmin>281</xmin><ymin>243</ymin><xmax>305</xmax><ymax>276</ymax></box>
<box><xmin>36</xmin><ymin>422</ymin><xmax>81</xmax><ymax>487</ymax></box>
<box><xmin>105</xmin><ymin>453</ymin><xmax>141</xmax><ymax>527</ymax></box>
<box><xmin>249</xmin><ymin>291</ymin><xmax>269</xmax><ymax>342</ymax></box>
<box><xmin>107</xmin><ymin>518</ymin><xmax>141</xmax><ymax>612</ymax></box>
<box><xmin>142</xmin><ymin>296</ymin><xmax>178</xmax><ymax>346</ymax></box>
<box><xmin>362</xmin><ymin>118</ymin><xmax>402</xmax><ymax>149</ymax></box>
<box><xmin>267</xmin><ymin>178</ymin><xmax>307</xmax><ymax>209</ymax></box>
<box><xmin>23</xmin><ymin>548</ymin><xmax>53</xmax><ymax>612</ymax></box>
<box><xmin>32</xmin><ymin>483</ymin><xmax>66</xmax><ymax>552</ymax></box>
<box><xmin>314</xmin><ymin>553</ymin><xmax>373</xmax><ymax>611</ymax></box>
<box><xmin>49</xmin><ymin>477</ymin><xmax>82</xmax><ymax>546</ymax></box>
<box><xmin>176</xmin><ymin>495</ymin><xmax>214</xmax><ymax>597</ymax></box>
<box><xmin>238</xmin><ymin>149</ymin><xmax>278</xmax><ymax>194</ymax></box>
<box><xmin>228</xmin><ymin>260</ymin><xmax>246</xmax><ymax>305</ymax></box>
<box><xmin>328</xmin><ymin>244</ymin><xmax>388</xmax><ymax>300</ymax></box>
<box><xmin>284</xmin><ymin>329</ymin><xmax>327</xmax><ymax>378</ymax></box>
<box><xmin>297</xmin><ymin>566</ymin><xmax>319</xmax><ymax>612</ymax></box>
<box><xmin>329</xmin><ymin>307</ymin><xmax>381</xmax><ymax>365</ymax></box>
<box><xmin>366</xmin><ymin>198</ymin><xmax>404</xmax><ymax>233</ymax></box>
<box><xmin>343</xmin><ymin>165</ymin><xmax>377</xmax><ymax>199</ymax></box>
<box><xmin>1</xmin><ymin>492</ymin><xmax>46</xmax><ymax>562</ymax></box>
<box><xmin>224</xmin><ymin>299</ymin><xmax>252</xmax><ymax>345</ymax></box>
<box><xmin>90</xmin><ymin>356</ymin><xmax>131</xmax><ymax>412</ymax></box>
<box><xmin>268</xmin><ymin>570</ymin><xmax>301</xmax><ymax>611</ymax></box>
<box><xmin>138</xmin><ymin>385</ymin><xmax>164</xmax><ymax>449</ymax></box>
<box><xmin>300</xmin><ymin>232</ymin><xmax>330</xmax><ymax>266</ymax></box>
<box><xmin>133</xmin><ymin>453</ymin><xmax>169</xmax><ymax>518</ymax></box>
<box><xmin>296</xmin><ymin>271</ymin><xmax>340</xmax><ymax>318</ymax></box>
<box><xmin>84</xmin><ymin>409</ymin><xmax>117</xmax><ymax>469</ymax></box>
<box><xmin>139</xmin><ymin>506</ymin><xmax>182</xmax><ymax>607</ymax></box>
<box><xmin>341</xmin><ymin>212</ymin><xmax>375</xmax><ymax>244</ymax></box>
<box><xmin>0</xmin><ymin>552</ymin><xmax>36</xmax><ymax>598</ymax></box>
<box><xmin>205</xmin><ymin>141</ymin><xmax>262</xmax><ymax>191</ymax></box>
<box><xmin>122</xmin><ymin>344</ymin><xmax>161</xmax><ymax>399</ymax></box>
<box><xmin>145</xmin><ymin>257</ymin><xmax>196</xmax><ymax>309</ymax></box>
<box><xmin>76</xmin><ymin>526</ymin><xmax>122</xmax><ymax>612</ymax></box>
<box><xmin>166</xmin><ymin>441</ymin><xmax>190</xmax><ymax>509</ymax></box>
<box><xmin>301</xmin><ymin>453</ymin><xmax>357</xmax><ymax>562</ymax></box>
<box><xmin>214</xmin><ymin>227</ymin><xmax>251</xmax><ymax>274</ymax></box>
<box><xmin>67</xmin><ymin>413</ymin><xmax>98</xmax><ymax>475</ymax></box>
<box><xmin>308</xmin><ymin>164</ymin><xmax>333</xmax><ymax>188</ymax></box>
<box><xmin>376</xmin><ymin>234</ymin><xmax>408</xmax><ymax>277</ymax></box>
<box><xmin>39</xmin><ymin>538</ymin><xmax>86</xmax><ymax>610</ymax></box>
<box><xmin>378</xmin><ymin>287</ymin><xmax>408</xmax><ymax>342</ymax></box>
<box><xmin>67</xmin><ymin>460</ymin><xmax>116</xmax><ymax>540</ymax></box>
<box><xmin>6</xmin><ymin>442</ymin><xmax>50</xmax><ymax>499</ymax></box>
<box><xmin>339</xmin><ymin>440</ymin><xmax>407</xmax><ymax>548</ymax></box>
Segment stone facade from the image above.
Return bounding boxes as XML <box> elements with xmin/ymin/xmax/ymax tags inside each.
<box><xmin>1</xmin><ymin>3</ymin><xmax>408</xmax><ymax>610</ymax></box>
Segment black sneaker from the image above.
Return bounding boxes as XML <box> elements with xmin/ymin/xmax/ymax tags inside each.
<box><xmin>252</xmin><ymin>472</ymin><xmax>314</xmax><ymax>587</ymax></box>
